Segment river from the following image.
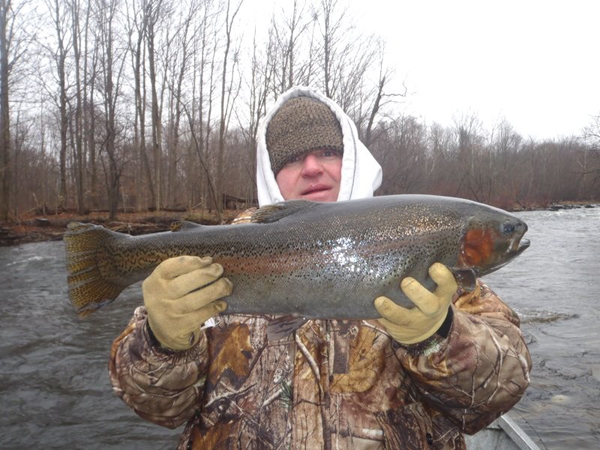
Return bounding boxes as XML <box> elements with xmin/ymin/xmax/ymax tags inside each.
<box><xmin>0</xmin><ymin>206</ymin><xmax>599</xmax><ymax>449</ymax></box>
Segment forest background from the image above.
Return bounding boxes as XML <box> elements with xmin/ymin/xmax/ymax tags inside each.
<box><xmin>1</xmin><ymin>0</ymin><xmax>600</xmax><ymax>227</ymax></box>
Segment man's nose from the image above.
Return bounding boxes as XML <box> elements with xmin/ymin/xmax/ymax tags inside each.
<box><xmin>301</xmin><ymin>154</ymin><xmax>323</xmax><ymax>177</ymax></box>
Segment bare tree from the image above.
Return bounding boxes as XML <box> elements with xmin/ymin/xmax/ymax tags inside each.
<box><xmin>145</xmin><ymin>0</ymin><xmax>168</xmax><ymax>210</ymax></box>
<box><xmin>46</xmin><ymin>0</ymin><xmax>71</xmax><ymax>209</ymax></box>
<box><xmin>126</xmin><ymin>0</ymin><xmax>154</xmax><ymax>210</ymax></box>
<box><xmin>189</xmin><ymin>0</ymin><xmax>220</xmax><ymax>211</ymax></box>
<box><xmin>373</xmin><ymin>115</ymin><xmax>427</xmax><ymax>195</ymax></box>
<box><xmin>316</xmin><ymin>0</ymin><xmax>338</xmax><ymax>98</ymax></box>
<box><xmin>216</xmin><ymin>0</ymin><xmax>243</xmax><ymax>216</ymax></box>
<box><xmin>269</xmin><ymin>0</ymin><xmax>311</xmax><ymax>93</ymax></box>
<box><xmin>165</xmin><ymin>0</ymin><xmax>200</xmax><ymax>206</ymax></box>
<box><xmin>0</xmin><ymin>0</ymin><xmax>31</xmax><ymax>220</ymax></box>
<box><xmin>240</xmin><ymin>28</ymin><xmax>272</xmax><ymax>195</ymax></box>
<box><xmin>84</xmin><ymin>5</ymin><xmax>99</xmax><ymax>209</ymax></box>
<box><xmin>69</xmin><ymin>0</ymin><xmax>86</xmax><ymax>214</ymax></box>
<box><xmin>0</xmin><ymin>0</ymin><xmax>12</xmax><ymax>220</ymax></box>
<box><xmin>451</xmin><ymin>112</ymin><xmax>487</xmax><ymax>198</ymax></box>
<box><xmin>488</xmin><ymin>118</ymin><xmax>523</xmax><ymax>206</ymax></box>
<box><xmin>95</xmin><ymin>0</ymin><xmax>127</xmax><ymax>220</ymax></box>
<box><xmin>363</xmin><ymin>41</ymin><xmax>405</xmax><ymax>147</ymax></box>
<box><xmin>581</xmin><ymin>114</ymin><xmax>600</xmax><ymax>197</ymax></box>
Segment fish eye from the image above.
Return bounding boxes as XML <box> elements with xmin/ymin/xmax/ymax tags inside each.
<box><xmin>502</xmin><ymin>222</ymin><xmax>516</xmax><ymax>234</ymax></box>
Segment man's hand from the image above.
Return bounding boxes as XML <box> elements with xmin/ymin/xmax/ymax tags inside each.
<box><xmin>374</xmin><ymin>263</ymin><xmax>457</xmax><ymax>345</ymax></box>
<box><xmin>144</xmin><ymin>256</ymin><xmax>232</xmax><ymax>350</ymax></box>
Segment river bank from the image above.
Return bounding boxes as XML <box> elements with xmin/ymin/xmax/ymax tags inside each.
<box><xmin>0</xmin><ymin>208</ymin><xmax>243</xmax><ymax>247</ymax></box>
<box><xmin>0</xmin><ymin>200</ymin><xmax>596</xmax><ymax>247</ymax></box>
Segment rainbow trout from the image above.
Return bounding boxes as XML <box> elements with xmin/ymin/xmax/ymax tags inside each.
<box><xmin>64</xmin><ymin>195</ymin><xmax>529</xmax><ymax>320</ymax></box>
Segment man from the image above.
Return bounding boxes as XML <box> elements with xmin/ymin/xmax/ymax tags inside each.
<box><xmin>110</xmin><ymin>86</ymin><xmax>531</xmax><ymax>449</ymax></box>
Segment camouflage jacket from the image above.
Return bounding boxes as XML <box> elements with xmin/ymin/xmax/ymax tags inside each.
<box><xmin>109</xmin><ymin>215</ymin><xmax>531</xmax><ymax>450</ymax></box>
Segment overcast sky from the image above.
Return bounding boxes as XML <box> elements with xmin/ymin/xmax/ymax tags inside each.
<box><xmin>247</xmin><ymin>0</ymin><xmax>600</xmax><ymax>141</ymax></box>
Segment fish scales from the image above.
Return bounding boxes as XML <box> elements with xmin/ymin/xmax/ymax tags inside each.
<box><xmin>64</xmin><ymin>195</ymin><xmax>530</xmax><ymax>319</ymax></box>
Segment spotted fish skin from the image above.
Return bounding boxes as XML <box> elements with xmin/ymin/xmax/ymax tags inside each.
<box><xmin>64</xmin><ymin>195</ymin><xmax>529</xmax><ymax>318</ymax></box>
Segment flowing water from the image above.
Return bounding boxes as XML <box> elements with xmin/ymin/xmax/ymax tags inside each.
<box><xmin>482</xmin><ymin>206</ymin><xmax>600</xmax><ymax>449</ymax></box>
<box><xmin>0</xmin><ymin>207</ymin><xmax>599</xmax><ymax>449</ymax></box>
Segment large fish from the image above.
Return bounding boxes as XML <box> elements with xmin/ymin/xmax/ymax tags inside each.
<box><xmin>64</xmin><ymin>195</ymin><xmax>529</xmax><ymax>321</ymax></box>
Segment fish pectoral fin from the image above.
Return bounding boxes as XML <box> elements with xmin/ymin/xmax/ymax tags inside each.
<box><xmin>451</xmin><ymin>268</ymin><xmax>478</xmax><ymax>292</ymax></box>
<box><xmin>267</xmin><ymin>315</ymin><xmax>308</xmax><ymax>340</ymax></box>
<box><xmin>251</xmin><ymin>200</ymin><xmax>318</xmax><ymax>223</ymax></box>
<box><xmin>171</xmin><ymin>220</ymin><xmax>204</xmax><ymax>232</ymax></box>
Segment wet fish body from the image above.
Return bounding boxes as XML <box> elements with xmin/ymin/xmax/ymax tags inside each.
<box><xmin>64</xmin><ymin>195</ymin><xmax>529</xmax><ymax>319</ymax></box>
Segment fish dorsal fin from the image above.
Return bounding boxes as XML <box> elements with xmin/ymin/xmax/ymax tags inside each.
<box><xmin>251</xmin><ymin>200</ymin><xmax>317</xmax><ymax>224</ymax></box>
<box><xmin>171</xmin><ymin>220</ymin><xmax>203</xmax><ymax>232</ymax></box>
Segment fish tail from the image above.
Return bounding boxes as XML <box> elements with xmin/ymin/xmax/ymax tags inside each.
<box><xmin>64</xmin><ymin>222</ymin><xmax>126</xmax><ymax>318</ymax></box>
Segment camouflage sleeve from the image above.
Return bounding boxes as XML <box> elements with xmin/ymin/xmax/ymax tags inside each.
<box><xmin>108</xmin><ymin>210</ymin><xmax>252</xmax><ymax>429</ymax></box>
<box><xmin>108</xmin><ymin>306</ymin><xmax>210</xmax><ymax>429</ymax></box>
<box><xmin>394</xmin><ymin>282</ymin><xmax>532</xmax><ymax>435</ymax></box>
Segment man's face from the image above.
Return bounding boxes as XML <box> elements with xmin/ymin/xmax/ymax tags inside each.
<box><xmin>275</xmin><ymin>149</ymin><xmax>343</xmax><ymax>202</ymax></box>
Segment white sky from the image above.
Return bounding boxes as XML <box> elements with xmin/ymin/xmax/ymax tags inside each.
<box><xmin>244</xmin><ymin>0</ymin><xmax>600</xmax><ymax>140</ymax></box>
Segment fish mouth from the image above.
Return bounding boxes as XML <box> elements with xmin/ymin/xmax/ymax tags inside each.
<box><xmin>509</xmin><ymin>234</ymin><xmax>530</xmax><ymax>255</ymax></box>
<box><xmin>504</xmin><ymin>219</ymin><xmax>529</xmax><ymax>256</ymax></box>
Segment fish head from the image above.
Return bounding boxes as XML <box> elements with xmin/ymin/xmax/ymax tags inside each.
<box><xmin>459</xmin><ymin>211</ymin><xmax>530</xmax><ymax>276</ymax></box>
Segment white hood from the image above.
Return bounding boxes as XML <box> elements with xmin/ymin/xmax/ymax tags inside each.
<box><xmin>256</xmin><ymin>86</ymin><xmax>382</xmax><ymax>206</ymax></box>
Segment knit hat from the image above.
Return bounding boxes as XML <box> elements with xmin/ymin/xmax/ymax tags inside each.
<box><xmin>266</xmin><ymin>96</ymin><xmax>344</xmax><ymax>174</ymax></box>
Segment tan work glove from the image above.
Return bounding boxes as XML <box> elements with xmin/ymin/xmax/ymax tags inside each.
<box><xmin>374</xmin><ymin>263</ymin><xmax>457</xmax><ymax>345</ymax></box>
<box><xmin>143</xmin><ymin>256</ymin><xmax>232</xmax><ymax>350</ymax></box>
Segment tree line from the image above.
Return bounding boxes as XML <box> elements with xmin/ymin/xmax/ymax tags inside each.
<box><xmin>0</xmin><ymin>0</ymin><xmax>599</xmax><ymax>223</ymax></box>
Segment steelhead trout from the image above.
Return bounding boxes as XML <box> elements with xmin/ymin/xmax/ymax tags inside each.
<box><xmin>64</xmin><ymin>195</ymin><xmax>529</xmax><ymax>319</ymax></box>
